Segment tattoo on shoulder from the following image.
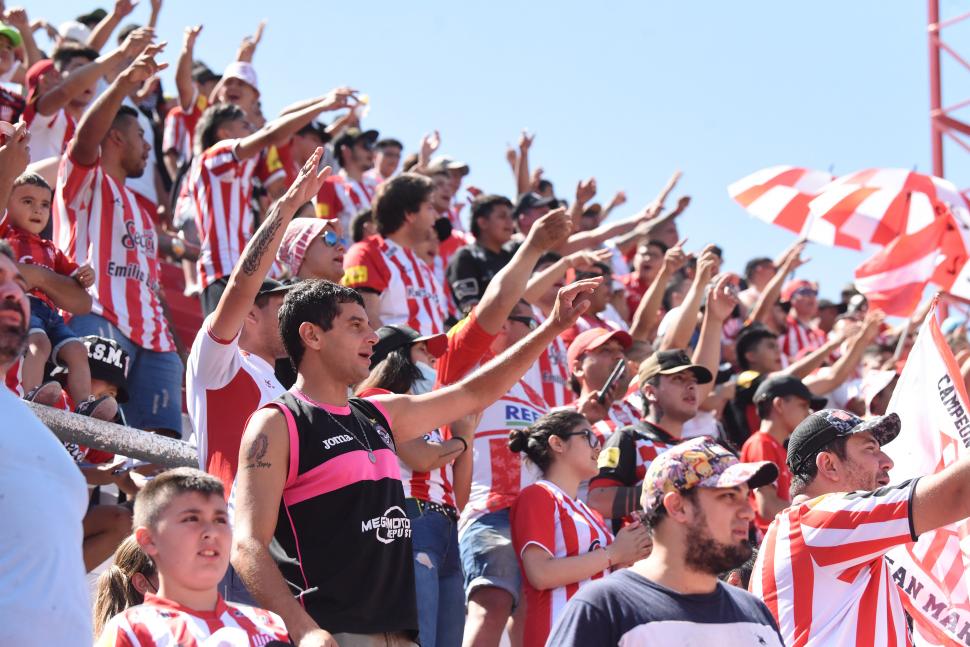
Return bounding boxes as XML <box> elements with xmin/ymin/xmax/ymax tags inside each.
<box><xmin>245</xmin><ymin>433</ymin><xmax>271</xmax><ymax>469</ymax></box>
<box><xmin>240</xmin><ymin>213</ymin><xmax>284</xmax><ymax>276</ymax></box>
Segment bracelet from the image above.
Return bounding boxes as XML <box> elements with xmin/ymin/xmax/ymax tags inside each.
<box><xmin>453</xmin><ymin>436</ymin><xmax>468</xmax><ymax>453</ymax></box>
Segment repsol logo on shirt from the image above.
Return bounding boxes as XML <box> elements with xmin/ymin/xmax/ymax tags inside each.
<box><xmin>505</xmin><ymin>404</ymin><xmax>540</xmax><ymax>427</ymax></box>
<box><xmin>322</xmin><ymin>434</ymin><xmax>353</xmax><ymax>450</ymax></box>
<box><xmin>361</xmin><ymin>505</ymin><xmax>412</xmax><ymax>544</ymax></box>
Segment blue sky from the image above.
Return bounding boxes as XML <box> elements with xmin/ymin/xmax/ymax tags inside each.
<box><xmin>26</xmin><ymin>0</ymin><xmax>970</xmax><ymax>299</ymax></box>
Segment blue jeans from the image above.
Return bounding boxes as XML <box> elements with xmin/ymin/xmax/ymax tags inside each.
<box><xmin>458</xmin><ymin>508</ymin><xmax>521</xmax><ymax>607</ymax></box>
<box><xmin>69</xmin><ymin>313</ymin><xmax>184</xmax><ymax>436</ymax></box>
<box><xmin>27</xmin><ymin>296</ymin><xmax>78</xmax><ymax>360</ymax></box>
<box><xmin>405</xmin><ymin>499</ymin><xmax>465</xmax><ymax>647</ymax></box>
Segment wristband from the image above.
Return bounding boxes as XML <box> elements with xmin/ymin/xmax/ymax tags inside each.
<box><xmin>454</xmin><ymin>436</ymin><xmax>468</xmax><ymax>453</ymax></box>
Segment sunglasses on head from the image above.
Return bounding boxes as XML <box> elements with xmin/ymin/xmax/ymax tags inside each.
<box><xmin>508</xmin><ymin>315</ymin><xmax>537</xmax><ymax>330</ymax></box>
<box><xmin>321</xmin><ymin>230</ymin><xmax>348</xmax><ymax>248</ymax></box>
<box><xmin>561</xmin><ymin>428</ymin><xmax>601</xmax><ymax>449</ymax></box>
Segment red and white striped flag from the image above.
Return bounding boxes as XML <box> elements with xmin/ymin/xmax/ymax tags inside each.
<box><xmin>884</xmin><ymin>299</ymin><xmax>970</xmax><ymax>646</ymax></box>
<box><xmin>728</xmin><ymin>166</ymin><xmax>833</xmax><ymax>236</ymax></box>
<box><xmin>853</xmin><ymin>215</ymin><xmax>950</xmax><ymax>317</ymax></box>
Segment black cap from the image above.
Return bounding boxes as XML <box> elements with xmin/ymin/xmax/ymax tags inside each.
<box><xmin>333</xmin><ymin>128</ymin><xmax>379</xmax><ymax>156</ymax></box>
<box><xmin>257</xmin><ymin>279</ymin><xmax>292</xmax><ymax>298</ymax></box>
<box><xmin>513</xmin><ymin>192</ymin><xmax>556</xmax><ymax>218</ymax></box>
<box><xmin>787</xmin><ymin>409</ymin><xmax>901</xmax><ymax>475</ymax></box>
<box><xmin>76</xmin><ymin>8</ymin><xmax>107</xmax><ymax>27</ymax></box>
<box><xmin>52</xmin><ymin>335</ymin><xmax>130</xmax><ymax>403</ymax></box>
<box><xmin>296</xmin><ymin>120</ymin><xmax>332</xmax><ymax>144</ymax></box>
<box><xmin>191</xmin><ymin>62</ymin><xmax>220</xmax><ymax>85</ymax></box>
<box><xmin>638</xmin><ymin>349</ymin><xmax>713</xmax><ymax>384</ymax></box>
<box><xmin>754</xmin><ymin>375</ymin><xmax>827</xmax><ymax>411</ymax></box>
<box><xmin>817</xmin><ymin>298</ymin><xmax>847</xmax><ymax>315</ymax></box>
<box><xmin>370</xmin><ymin>325</ymin><xmax>448</xmax><ymax>369</ymax></box>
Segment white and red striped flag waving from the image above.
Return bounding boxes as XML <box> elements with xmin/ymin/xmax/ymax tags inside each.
<box><xmin>884</xmin><ymin>297</ymin><xmax>970</xmax><ymax>646</ymax></box>
<box><xmin>728</xmin><ymin>166</ymin><xmax>833</xmax><ymax>237</ymax></box>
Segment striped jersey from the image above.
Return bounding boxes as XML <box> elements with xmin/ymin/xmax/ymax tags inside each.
<box><xmin>526</xmin><ymin>306</ymin><xmax>573</xmax><ymax>409</ymax></box>
<box><xmin>95</xmin><ymin>593</ymin><xmax>288</xmax><ymax>646</ymax></box>
<box><xmin>315</xmin><ymin>172</ymin><xmax>378</xmax><ymax>233</ymax></box>
<box><xmin>592</xmin><ymin>388</ymin><xmax>644</xmax><ymax>442</ymax></box>
<box><xmin>187</xmin><ymin>139</ymin><xmax>258</xmax><ymax>289</ymax></box>
<box><xmin>780</xmin><ymin>315</ymin><xmax>825</xmax><ymax>362</ymax></box>
<box><xmin>0</xmin><ymin>221</ymin><xmax>78</xmax><ymax>309</ymax></box>
<box><xmin>24</xmin><ymin>105</ymin><xmax>73</xmax><ymax>163</ymax></box>
<box><xmin>511</xmin><ymin>479</ymin><xmax>613</xmax><ymax>647</ymax></box>
<box><xmin>343</xmin><ymin>235</ymin><xmax>446</xmax><ymax>335</ymax></box>
<box><xmin>750</xmin><ymin>480</ymin><xmax>919</xmax><ymax>647</ymax></box>
<box><xmin>459</xmin><ymin>375</ymin><xmax>546</xmax><ymax>535</ymax></box>
<box><xmin>53</xmin><ymin>153</ymin><xmax>175</xmax><ymax>352</ymax></box>
<box><xmin>161</xmin><ymin>104</ymin><xmax>201</xmax><ymax>168</ymax></box>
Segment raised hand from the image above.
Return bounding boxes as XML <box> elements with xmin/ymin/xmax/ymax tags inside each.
<box><xmin>183</xmin><ymin>24</ymin><xmax>202</xmax><ymax>50</ymax></box>
<box><xmin>321</xmin><ymin>86</ymin><xmax>358</xmax><ymax>112</ymax></box>
<box><xmin>566</xmin><ymin>247</ymin><xmax>614</xmax><ymax>271</ymax></box>
<box><xmin>608</xmin><ymin>190</ymin><xmax>627</xmax><ymax>210</ymax></box>
<box><xmin>113</xmin><ymin>0</ymin><xmax>137</xmax><ymax>19</ymax></box>
<box><xmin>282</xmin><ymin>147</ymin><xmax>331</xmax><ymax>208</ymax></box>
<box><xmin>505</xmin><ymin>145</ymin><xmax>517</xmax><ymax>169</ymax></box>
<box><xmin>119</xmin><ymin>42</ymin><xmax>167</xmax><ymax>87</ymax></box>
<box><xmin>662</xmin><ymin>238</ymin><xmax>688</xmax><ymax>274</ymax></box>
<box><xmin>121</xmin><ymin>27</ymin><xmax>155</xmax><ymax>59</ymax></box>
<box><xmin>419</xmin><ymin>130</ymin><xmax>440</xmax><ymax>163</ymax></box>
<box><xmin>3</xmin><ymin>7</ymin><xmax>30</xmax><ymax>34</ymax></box>
<box><xmin>0</xmin><ymin>121</ymin><xmax>30</xmax><ymax>177</ymax></box>
<box><xmin>525</xmin><ymin>207</ymin><xmax>572</xmax><ymax>252</ymax></box>
<box><xmin>695</xmin><ymin>245</ymin><xmax>720</xmax><ymax>284</ymax></box>
<box><xmin>674</xmin><ymin>195</ymin><xmax>691</xmax><ymax>212</ymax></box>
<box><xmin>707</xmin><ymin>273</ymin><xmax>741</xmax><ymax>322</ymax></box>
<box><xmin>550</xmin><ymin>277</ymin><xmax>603</xmax><ymax>330</ymax></box>
<box><xmin>575</xmin><ymin>177</ymin><xmax>597</xmax><ymax>205</ymax></box>
<box><xmin>518</xmin><ymin>129</ymin><xmax>535</xmax><ymax>152</ymax></box>
<box><xmin>237</xmin><ymin>20</ymin><xmax>266</xmax><ymax>62</ymax></box>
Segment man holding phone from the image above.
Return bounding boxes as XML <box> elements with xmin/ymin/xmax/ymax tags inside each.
<box><xmin>565</xmin><ymin>328</ymin><xmax>639</xmax><ymax>434</ymax></box>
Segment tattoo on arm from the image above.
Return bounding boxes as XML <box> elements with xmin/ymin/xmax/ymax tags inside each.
<box><xmin>245</xmin><ymin>433</ymin><xmax>271</xmax><ymax>469</ymax></box>
<box><xmin>240</xmin><ymin>210</ymin><xmax>284</xmax><ymax>276</ymax></box>
<box><xmin>611</xmin><ymin>486</ymin><xmax>638</xmax><ymax>520</ymax></box>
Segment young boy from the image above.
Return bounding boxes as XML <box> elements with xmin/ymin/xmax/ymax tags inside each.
<box><xmin>96</xmin><ymin>468</ymin><xmax>290</xmax><ymax>645</ymax></box>
<box><xmin>0</xmin><ymin>172</ymin><xmax>106</xmax><ymax>413</ymax></box>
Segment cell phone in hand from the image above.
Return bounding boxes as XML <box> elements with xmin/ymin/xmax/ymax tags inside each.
<box><xmin>598</xmin><ymin>359</ymin><xmax>627</xmax><ymax>405</ymax></box>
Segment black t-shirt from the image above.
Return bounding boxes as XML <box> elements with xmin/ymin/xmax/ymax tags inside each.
<box><xmin>266</xmin><ymin>392</ymin><xmax>417</xmax><ymax>638</ymax></box>
<box><xmin>445</xmin><ymin>242</ymin><xmax>513</xmax><ymax>311</ymax></box>
<box><xmin>546</xmin><ymin>569</ymin><xmax>784</xmax><ymax>647</ymax></box>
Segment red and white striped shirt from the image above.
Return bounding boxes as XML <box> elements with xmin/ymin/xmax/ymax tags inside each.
<box><xmin>53</xmin><ymin>153</ymin><xmax>175</xmax><ymax>352</ymax></box>
<box><xmin>343</xmin><ymin>235</ymin><xmax>446</xmax><ymax>335</ymax></box>
<box><xmin>750</xmin><ymin>481</ymin><xmax>918</xmax><ymax>647</ymax></box>
<box><xmin>24</xmin><ymin>105</ymin><xmax>73</xmax><ymax>163</ymax></box>
<box><xmin>511</xmin><ymin>479</ymin><xmax>613</xmax><ymax>647</ymax></box>
<box><xmin>161</xmin><ymin>104</ymin><xmax>202</xmax><ymax>168</ymax></box>
<box><xmin>527</xmin><ymin>306</ymin><xmax>573</xmax><ymax>409</ymax></box>
<box><xmin>316</xmin><ymin>172</ymin><xmax>378</xmax><ymax>233</ymax></box>
<box><xmin>459</xmin><ymin>376</ymin><xmax>547</xmax><ymax>535</ymax></box>
<box><xmin>187</xmin><ymin>140</ymin><xmax>258</xmax><ymax>290</ymax></box>
<box><xmin>186</xmin><ymin>316</ymin><xmax>285</xmax><ymax>498</ymax></box>
<box><xmin>779</xmin><ymin>315</ymin><xmax>825</xmax><ymax>362</ymax></box>
<box><xmin>95</xmin><ymin>593</ymin><xmax>288</xmax><ymax>646</ymax></box>
<box><xmin>592</xmin><ymin>390</ymin><xmax>643</xmax><ymax>442</ymax></box>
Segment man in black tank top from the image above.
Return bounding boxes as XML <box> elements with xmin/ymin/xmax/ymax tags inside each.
<box><xmin>231</xmin><ymin>274</ymin><xmax>602</xmax><ymax>646</ymax></box>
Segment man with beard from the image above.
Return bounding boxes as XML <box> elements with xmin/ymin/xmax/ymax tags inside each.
<box><xmin>750</xmin><ymin>409</ymin><xmax>970</xmax><ymax>646</ymax></box>
<box><xmin>547</xmin><ymin>437</ymin><xmax>784</xmax><ymax>646</ymax></box>
<box><xmin>0</xmin><ymin>131</ymin><xmax>91</xmax><ymax>642</ymax></box>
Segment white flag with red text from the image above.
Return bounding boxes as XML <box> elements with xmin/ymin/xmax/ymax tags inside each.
<box><xmin>885</xmin><ymin>299</ymin><xmax>970</xmax><ymax>646</ymax></box>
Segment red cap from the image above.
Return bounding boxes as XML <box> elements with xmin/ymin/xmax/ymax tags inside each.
<box><xmin>782</xmin><ymin>279</ymin><xmax>818</xmax><ymax>303</ymax></box>
<box><xmin>566</xmin><ymin>327</ymin><xmax>633</xmax><ymax>369</ymax></box>
<box><xmin>25</xmin><ymin>59</ymin><xmax>54</xmax><ymax>106</ymax></box>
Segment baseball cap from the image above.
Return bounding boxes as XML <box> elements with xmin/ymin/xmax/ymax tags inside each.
<box><xmin>0</xmin><ymin>23</ymin><xmax>21</xmax><ymax>48</ymax></box>
<box><xmin>191</xmin><ymin>62</ymin><xmax>221</xmax><ymax>85</ymax></box>
<box><xmin>782</xmin><ymin>279</ymin><xmax>818</xmax><ymax>303</ymax></box>
<box><xmin>25</xmin><ymin>59</ymin><xmax>55</xmax><ymax>105</ymax></box>
<box><xmin>51</xmin><ymin>335</ymin><xmax>130</xmax><ymax>403</ymax></box>
<box><xmin>638</xmin><ymin>349</ymin><xmax>713</xmax><ymax>385</ymax></box>
<box><xmin>333</xmin><ymin>128</ymin><xmax>379</xmax><ymax>156</ymax></box>
<box><xmin>277</xmin><ymin>219</ymin><xmax>341</xmax><ymax>276</ymax></box>
<box><xmin>256</xmin><ymin>278</ymin><xmax>292</xmax><ymax>298</ymax></box>
<box><xmin>76</xmin><ymin>9</ymin><xmax>108</xmax><ymax>27</ymax></box>
<box><xmin>427</xmin><ymin>155</ymin><xmax>470</xmax><ymax>176</ymax></box>
<box><xmin>513</xmin><ymin>192</ymin><xmax>556</xmax><ymax>218</ymax></box>
<box><xmin>640</xmin><ymin>436</ymin><xmax>778</xmax><ymax>515</ymax></box>
<box><xmin>209</xmin><ymin>61</ymin><xmax>260</xmax><ymax>102</ymax></box>
<box><xmin>786</xmin><ymin>409</ymin><xmax>901</xmax><ymax>475</ymax></box>
<box><xmin>58</xmin><ymin>20</ymin><xmax>92</xmax><ymax>43</ymax></box>
<box><xmin>296</xmin><ymin>120</ymin><xmax>331</xmax><ymax>144</ymax></box>
<box><xmin>754</xmin><ymin>375</ymin><xmax>827</xmax><ymax>411</ymax></box>
<box><xmin>566</xmin><ymin>327</ymin><xmax>632</xmax><ymax>369</ymax></box>
<box><xmin>370</xmin><ymin>325</ymin><xmax>448</xmax><ymax>369</ymax></box>
<box><xmin>817</xmin><ymin>298</ymin><xmax>847</xmax><ymax>315</ymax></box>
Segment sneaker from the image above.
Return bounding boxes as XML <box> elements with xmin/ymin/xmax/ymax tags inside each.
<box><xmin>75</xmin><ymin>395</ymin><xmax>119</xmax><ymax>422</ymax></box>
<box><xmin>23</xmin><ymin>381</ymin><xmax>63</xmax><ymax>406</ymax></box>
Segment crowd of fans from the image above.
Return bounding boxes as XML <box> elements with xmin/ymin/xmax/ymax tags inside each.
<box><xmin>4</xmin><ymin>3</ymin><xmax>970</xmax><ymax>647</ymax></box>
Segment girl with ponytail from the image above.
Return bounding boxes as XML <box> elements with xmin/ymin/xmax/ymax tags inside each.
<box><xmin>508</xmin><ymin>410</ymin><xmax>652</xmax><ymax>647</ymax></box>
<box><xmin>92</xmin><ymin>535</ymin><xmax>157</xmax><ymax>637</ymax></box>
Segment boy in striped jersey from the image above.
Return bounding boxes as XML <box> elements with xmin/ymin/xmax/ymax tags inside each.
<box><xmin>96</xmin><ymin>468</ymin><xmax>289</xmax><ymax>646</ymax></box>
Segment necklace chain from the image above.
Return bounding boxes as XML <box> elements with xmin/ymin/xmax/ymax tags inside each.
<box><xmin>296</xmin><ymin>389</ymin><xmax>374</xmax><ymax>456</ymax></box>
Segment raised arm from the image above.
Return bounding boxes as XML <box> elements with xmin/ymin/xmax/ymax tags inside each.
<box><xmin>0</xmin><ymin>122</ymin><xmax>29</xmax><ymax>212</ymax></box>
<box><xmin>692</xmin><ymin>273</ymin><xmax>739</xmax><ymax>403</ymax></box>
<box><xmin>523</xmin><ymin>247</ymin><xmax>613</xmax><ymax>305</ymax></box>
<box><xmin>4</xmin><ymin>9</ymin><xmax>41</xmax><ymax>68</ymax></box>
<box><xmin>375</xmin><ymin>278</ymin><xmax>602</xmax><ymax>441</ymax></box>
<box><xmin>86</xmin><ymin>0</ymin><xmax>135</xmax><ymax>52</ymax></box>
<box><xmin>232</xmin><ymin>408</ymin><xmax>338</xmax><ymax>647</ymax></box>
<box><xmin>147</xmin><ymin>0</ymin><xmax>162</xmax><ymax>29</ymax></box>
<box><xmin>473</xmin><ymin>207</ymin><xmax>572</xmax><ymax>334</ymax></box>
<box><xmin>749</xmin><ymin>241</ymin><xmax>807</xmax><ymax>327</ymax></box>
<box><xmin>175</xmin><ymin>25</ymin><xmax>201</xmax><ymax>112</ymax></box>
<box><xmin>802</xmin><ymin>312</ymin><xmax>884</xmax><ymax>393</ymax></box>
<box><xmin>209</xmin><ymin>148</ymin><xmax>330</xmax><ymax>342</ymax></box>
<box><xmin>235</xmin><ymin>20</ymin><xmax>266</xmax><ymax>63</ymax></box>
<box><xmin>659</xmin><ymin>245</ymin><xmax>718</xmax><ymax>351</ymax></box>
<box><xmin>234</xmin><ymin>87</ymin><xmax>356</xmax><ymax>161</ymax></box>
<box><xmin>629</xmin><ymin>239</ymin><xmax>686</xmax><ymax>342</ymax></box>
<box><xmin>515</xmin><ymin>130</ymin><xmax>534</xmax><ymax>197</ymax></box>
<box><xmin>564</xmin><ymin>177</ymin><xmax>596</xmax><ymax>234</ymax></box>
<box><xmin>70</xmin><ymin>42</ymin><xmax>166</xmax><ymax>166</ymax></box>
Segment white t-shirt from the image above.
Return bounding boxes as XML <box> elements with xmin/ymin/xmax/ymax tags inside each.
<box><xmin>123</xmin><ymin>97</ymin><xmax>160</xmax><ymax>206</ymax></box>
<box><xmin>0</xmin><ymin>387</ymin><xmax>91</xmax><ymax>643</ymax></box>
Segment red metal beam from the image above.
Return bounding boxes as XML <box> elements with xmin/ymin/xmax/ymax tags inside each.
<box><xmin>929</xmin><ymin>0</ymin><xmax>944</xmax><ymax>177</ymax></box>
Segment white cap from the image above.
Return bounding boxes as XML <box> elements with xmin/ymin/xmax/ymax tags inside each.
<box><xmin>58</xmin><ymin>20</ymin><xmax>91</xmax><ymax>43</ymax></box>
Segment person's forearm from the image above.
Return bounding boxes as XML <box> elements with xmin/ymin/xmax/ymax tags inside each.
<box><xmin>558</xmin><ymin>214</ymin><xmax>642</xmax><ymax>256</ymax></box>
<box><xmin>18</xmin><ymin>25</ymin><xmax>42</xmax><ymax>68</ymax></box>
<box><xmin>474</xmin><ymin>239</ymin><xmax>543</xmax><ymax>333</ymax></box>
<box><xmin>71</xmin><ymin>73</ymin><xmax>134</xmax><ymax>165</ymax></box>
<box><xmin>452</xmin><ymin>441</ymin><xmax>472</xmax><ymax>510</ymax></box>
<box><xmin>660</xmin><ymin>278</ymin><xmax>704</xmax><ymax>351</ymax></box>
<box><xmin>784</xmin><ymin>336</ymin><xmax>841</xmax><ymax>381</ymax></box>
<box><xmin>237</xmin><ymin>98</ymin><xmax>329</xmax><ymax>159</ymax></box>
<box><xmin>749</xmin><ymin>260</ymin><xmax>791</xmax><ymax>326</ymax></box>
<box><xmin>629</xmin><ymin>266</ymin><xmax>673</xmax><ymax>342</ymax></box>
<box><xmin>692</xmin><ymin>312</ymin><xmax>725</xmax><ymax>403</ymax></box>
<box><xmin>804</xmin><ymin>333</ymin><xmax>866</xmax><ymax>393</ymax></box>
<box><xmin>86</xmin><ymin>12</ymin><xmax>122</xmax><ymax>52</ymax></box>
<box><xmin>325</xmin><ymin>111</ymin><xmax>355</xmax><ymax>138</ymax></box>
<box><xmin>37</xmin><ymin>49</ymin><xmax>123</xmax><ymax>117</ymax></box>
<box><xmin>587</xmin><ymin>485</ymin><xmax>639</xmax><ymax>520</ymax></box>
<box><xmin>19</xmin><ymin>265</ymin><xmax>92</xmax><ymax>314</ymax></box>
<box><xmin>397</xmin><ymin>437</ymin><xmax>466</xmax><ymax>473</ymax></box>
<box><xmin>611</xmin><ymin>224</ymin><xmax>646</xmax><ymax>255</ymax></box>
<box><xmin>232</xmin><ymin>539</ymin><xmax>322</xmax><ymax>643</ymax></box>
<box><xmin>515</xmin><ymin>146</ymin><xmax>530</xmax><ymax>197</ymax></box>
<box><xmin>278</xmin><ymin>95</ymin><xmax>328</xmax><ymax>117</ymax></box>
<box><xmin>175</xmin><ymin>43</ymin><xmax>196</xmax><ymax>112</ymax></box>
<box><xmin>523</xmin><ymin>548</ymin><xmax>612</xmax><ymax>591</ymax></box>
<box><xmin>523</xmin><ymin>257</ymin><xmax>569</xmax><ymax>305</ymax></box>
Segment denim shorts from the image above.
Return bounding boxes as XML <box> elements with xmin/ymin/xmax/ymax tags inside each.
<box><xmin>68</xmin><ymin>313</ymin><xmax>184</xmax><ymax>435</ymax></box>
<box><xmin>458</xmin><ymin>509</ymin><xmax>521</xmax><ymax>606</ymax></box>
<box><xmin>27</xmin><ymin>296</ymin><xmax>79</xmax><ymax>362</ymax></box>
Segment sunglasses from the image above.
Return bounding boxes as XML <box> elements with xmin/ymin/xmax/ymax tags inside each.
<box><xmin>321</xmin><ymin>230</ymin><xmax>348</xmax><ymax>248</ymax></box>
<box><xmin>508</xmin><ymin>315</ymin><xmax>538</xmax><ymax>330</ymax></box>
<box><xmin>562</xmin><ymin>428</ymin><xmax>601</xmax><ymax>449</ymax></box>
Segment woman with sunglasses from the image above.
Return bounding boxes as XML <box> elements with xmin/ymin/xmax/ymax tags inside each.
<box><xmin>276</xmin><ymin>216</ymin><xmax>348</xmax><ymax>283</ymax></box>
<box><xmin>509</xmin><ymin>409</ymin><xmax>652</xmax><ymax>647</ymax></box>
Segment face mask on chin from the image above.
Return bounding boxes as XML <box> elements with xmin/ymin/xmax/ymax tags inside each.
<box><xmin>411</xmin><ymin>361</ymin><xmax>437</xmax><ymax>395</ymax></box>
